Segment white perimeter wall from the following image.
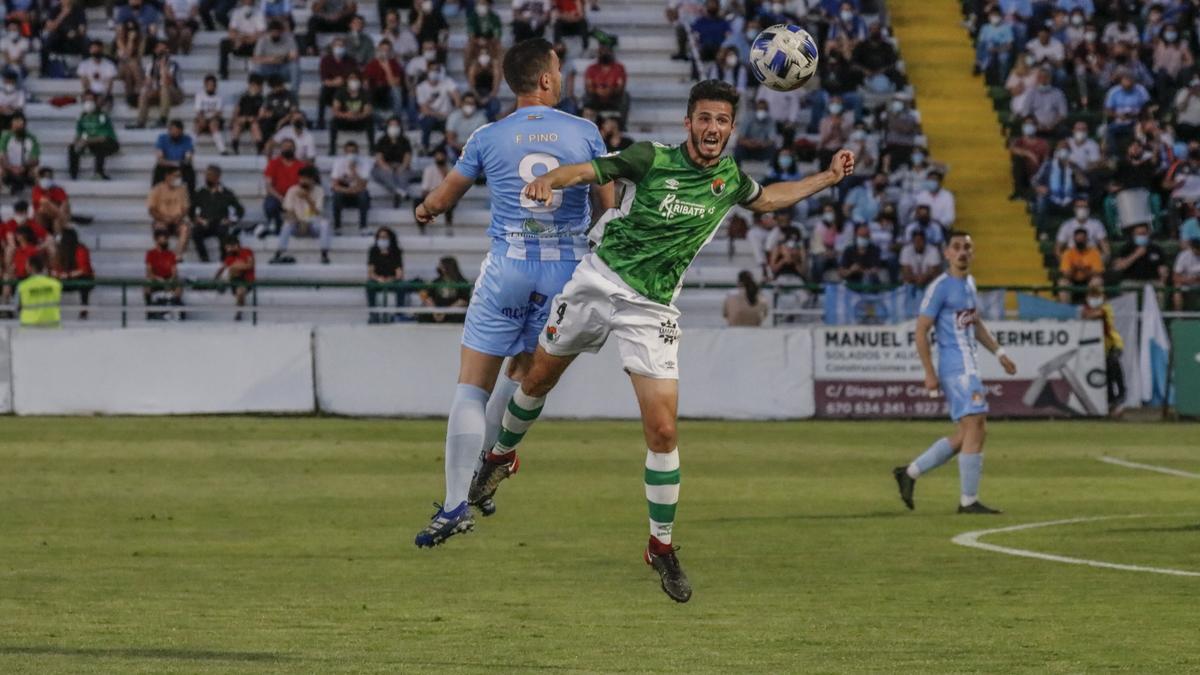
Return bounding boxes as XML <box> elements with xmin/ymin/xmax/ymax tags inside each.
<box><xmin>0</xmin><ymin>324</ymin><xmax>815</xmax><ymax>418</ymax></box>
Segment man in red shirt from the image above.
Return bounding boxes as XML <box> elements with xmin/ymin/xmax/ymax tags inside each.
<box><xmin>583</xmin><ymin>43</ymin><xmax>628</xmax><ymax>128</ymax></box>
<box><xmin>31</xmin><ymin>167</ymin><xmax>71</xmax><ymax>235</ymax></box>
<box><xmin>362</xmin><ymin>39</ymin><xmax>404</xmax><ymax>119</ymax></box>
<box><xmin>317</xmin><ymin>36</ymin><xmax>360</xmax><ymax>130</ymax></box>
<box><xmin>1</xmin><ymin>200</ymin><xmax>49</xmax><ymax>250</ymax></box>
<box><xmin>553</xmin><ymin>0</ymin><xmax>589</xmax><ymax>50</ymax></box>
<box><xmin>1008</xmin><ymin>115</ymin><xmax>1050</xmax><ymax>201</ymax></box>
<box><xmin>144</xmin><ymin>230</ymin><xmax>184</xmax><ymax>313</ymax></box>
<box><xmin>215</xmin><ymin>236</ymin><xmax>255</xmax><ymax>320</ymax></box>
<box><xmin>261</xmin><ymin>138</ymin><xmax>306</xmax><ymax>236</ymax></box>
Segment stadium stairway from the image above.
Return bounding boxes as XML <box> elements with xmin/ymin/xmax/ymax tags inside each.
<box><xmin>21</xmin><ymin>0</ymin><xmax>759</xmax><ymax>326</ymax></box>
<box><xmin>886</xmin><ymin>0</ymin><xmax>1044</xmax><ymax>286</ymax></box>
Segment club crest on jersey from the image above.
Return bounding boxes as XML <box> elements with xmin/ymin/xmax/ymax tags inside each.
<box><xmin>544</xmin><ymin>325</ymin><xmax>559</xmax><ymax>342</ymax></box>
<box><xmin>710</xmin><ymin>177</ymin><xmax>726</xmax><ymax>196</ymax></box>
<box><xmin>658</xmin><ymin>319</ymin><xmax>680</xmax><ymax>345</ymax></box>
<box><xmin>955</xmin><ymin>308</ymin><xmax>978</xmax><ymax>329</ymax></box>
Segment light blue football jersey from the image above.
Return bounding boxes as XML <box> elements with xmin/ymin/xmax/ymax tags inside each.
<box><xmin>919</xmin><ymin>273</ymin><xmax>980</xmax><ymax>377</ymax></box>
<box><xmin>453</xmin><ymin>105</ymin><xmax>607</xmax><ymax>262</ymax></box>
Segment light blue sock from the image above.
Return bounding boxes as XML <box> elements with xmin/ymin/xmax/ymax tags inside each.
<box><xmin>908</xmin><ymin>437</ymin><xmax>955</xmax><ymax>478</ymax></box>
<box><xmin>958</xmin><ymin>453</ymin><xmax>983</xmax><ymax>503</ymax></box>
<box><xmin>444</xmin><ymin>384</ymin><xmax>490</xmax><ymax>508</ymax></box>
<box><xmin>483</xmin><ymin>373</ymin><xmax>521</xmax><ymax>456</ymax></box>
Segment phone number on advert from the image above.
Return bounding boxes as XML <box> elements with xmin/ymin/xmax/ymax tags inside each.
<box><xmin>821</xmin><ymin>400</ymin><xmax>947</xmax><ymax>416</ymax></box>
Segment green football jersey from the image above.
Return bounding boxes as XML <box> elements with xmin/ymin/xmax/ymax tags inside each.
<box><xmin>590</xmin><ymin>141</ymin><xmax>762</xmax><ymax>306</ymax></box>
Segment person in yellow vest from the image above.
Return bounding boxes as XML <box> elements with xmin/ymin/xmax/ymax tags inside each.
<box><xmin>17</xmin><ymin>254</ymin><xmax>63</xmax><ymax>328</ymax></box>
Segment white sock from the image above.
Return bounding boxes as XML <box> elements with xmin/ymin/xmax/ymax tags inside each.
<box><xmin>444</xmin><ymin>384</ymin><xmax>489</xmax><ymax>508</ymax></box>
<box><xmin>906</xmin><ymin>463</ymin><xmax>921</xmax><ymax>479</ymax></box>
<box><xmin>960</xmin><ymin>494</ymin><xmax>978</xmax><ymax>507</ymax></box>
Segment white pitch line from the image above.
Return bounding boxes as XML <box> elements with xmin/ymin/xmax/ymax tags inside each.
<box><xmin>1098</xmin><ymin>456</ymin><xmax>1200</xmax><ymax>479</ymax></box>
<box><xmin>952</xmin><ymin>515</ymin><xmax>1200</xmax><ymax>578</ymax></box>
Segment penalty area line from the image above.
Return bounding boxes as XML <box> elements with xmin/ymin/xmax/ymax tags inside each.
<box><xmin>1097</xmin><ymin>456</ymin><xmax>1200</xmax><ymax>479</ymax></box>
<box><xmin>951</xmin><ymin>515</ymin><xmax>1200</xmax><ymax>578</ymax></box>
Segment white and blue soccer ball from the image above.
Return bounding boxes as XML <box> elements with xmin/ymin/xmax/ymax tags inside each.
<box><xmin>749</xmin><ymin>24</ymin><xmax>820</xmax><ymax>92</ymax></box>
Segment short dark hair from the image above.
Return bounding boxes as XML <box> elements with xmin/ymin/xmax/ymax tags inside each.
<box><xmin>248</xmin><ymin>73</ymin><xmax>264</xmax><ymax>85</ymax></box>
<box><xmin>13</xmin><ymin>199</ymin><xmax>28</xmax><ymax>212</ymax></box>
<box><xmin>1074</xmin><ymin>227</ymin><xmax>1089</xmax><ymax>238</ymax></box>
<box><xmin>946</xmin><ymin>230</ymin><xmax>972</xmax><ymax>244</ymax></box>
<box><xmin>27</xmin><ymin>252</ymin><xmax>45</xmax><ymax>274</ymax></box>
<box><xmin>503</xmin><ymin>38</ymin><xmax>555</xmax><ymax>96</ymax></box>
<box><xmin>169</xmin><ymin>119</ymin><xmax>184</xmax><ymax>130</ymax></box>
<box><xmin>686</xmin><ymin>79</ymin><xmax>739</xmax><ymax>118</ymax></box>
<box><xmin>299</xmin><ymin>165</ymin><xmax>320</xmax><ymax>181</ymax></box>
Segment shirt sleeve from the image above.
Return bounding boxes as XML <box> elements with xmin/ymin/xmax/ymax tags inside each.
<box><xmin>453</xmin><ymin>125</ymin><xmax>486</xmax><ymax>180</ymax></box>
<box><xmin>587</xmin><ymin>123</ymin><xmax>607</xmax><ymax>159</ymax></box>
<box><xmin>918</xmin><ymin>277</ymin><xmax>946</xmax><ymax>318</ymax></box>
<box><xmin>733</xmin><ymin>167</ymin><xmax>763</xmax><ymax>206</ymax></box>
<box><xmin>590</xmin><ymin>141</ymin><xmax>655</xmax><ymax>184</ymax></box>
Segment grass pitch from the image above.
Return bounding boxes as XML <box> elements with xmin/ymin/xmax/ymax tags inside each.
<box><xmin>0</xmin><ymin>417</ymin><xmax>1197</xmax><ymax>674</ymax></box>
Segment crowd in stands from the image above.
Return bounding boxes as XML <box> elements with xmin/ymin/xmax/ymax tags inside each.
<box><xmin>966</xmin><ymin>0</ymin><xmax>1200</xmax><ymax>311</ymax></box>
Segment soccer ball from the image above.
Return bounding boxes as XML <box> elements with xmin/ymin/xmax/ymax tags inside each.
<box><xmin>749</xmin><ymin>24</ymin><xmax>820</xmax><ymax>92</ymax></box>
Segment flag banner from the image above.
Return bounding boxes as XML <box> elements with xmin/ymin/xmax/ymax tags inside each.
<box><xmin>1017</xmin><ymin>293</ymin><xmax>1081</xmax><ymax>321</ymax></box>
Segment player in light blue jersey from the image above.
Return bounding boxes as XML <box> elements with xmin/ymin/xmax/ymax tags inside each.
<box><xmin>893</xmin><ymin>232</ymin><xmax>1017</xmax><ymax>514</ymax></box>
<box><xmin>414</xmin><ymin>39</ymin><xmax>614</xmax><ymax>547</ymax></box>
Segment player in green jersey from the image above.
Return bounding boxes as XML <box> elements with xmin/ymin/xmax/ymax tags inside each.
<box><xmin>469</xmin><ymin>80</ymin><xmax>855</xmax><ymax>602</ymax></box>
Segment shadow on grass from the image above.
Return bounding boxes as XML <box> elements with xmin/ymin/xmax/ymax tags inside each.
<box><xmin>0</xmin><ymin>645</ymin><xmax>287</xmax><ymax>662</ymax></box>
<box><xmin>692</xmin><ymin>510</ymin><xmax>905</xmax><ymax>524</ymax></box>
<box><xmin>1105</xmin><ymin>523</ymin><xmax>1200</xmax><ymax>534</ymax></box>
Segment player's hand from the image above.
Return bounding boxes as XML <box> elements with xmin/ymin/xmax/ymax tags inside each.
<box><xmin>999</xmin><ymin>354</ymin><xmax>1017</xmax><ymax>375</ymax></box>
<box><xmin>414</xmin><ymin>201</ymin><xmax>434</xmax><ymax>225</ymax></box>
<box><xmin>523</xmin><ymin>176</ymin><xmax>555</xmax><ymax>205</ymax></box>
<box><xmin>827</xmin><ymin>149</ymin><xmax>856</xmax><ymax>183</ymax></box>
<box><xmin>924</xmin><ymin>372</ymin><xmax>939</xmax><ymax>395</ymax></box>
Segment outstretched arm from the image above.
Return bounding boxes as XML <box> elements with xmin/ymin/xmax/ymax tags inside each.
<box><xmin>746</xmin><ymin>149</ymin><xmax>855</xmax><ymax>213</ymax></box>
<box><xmin>522</xmin><ymin>161</ymin><xmax>600</xmax><ymax>204</ymax></box>
<box><xmin>974</xmin><ymin>318</ymin><xmax>1018</xmax><ymax>374</ymax></box>
<box><xmin>415</xmin><ymin>170</ymin><xmax>475</xmax><ymax>225</ymax></box>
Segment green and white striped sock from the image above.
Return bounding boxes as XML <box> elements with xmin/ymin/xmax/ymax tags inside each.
<box><xmin>490</xmin><ymin>388</ymin><xmax>546</xmax><ymax>456</ymax></box>
<box><xmin>645</xmin><ymin>448</ymin><xmax>680</xmax><ymax>545</ymax></box>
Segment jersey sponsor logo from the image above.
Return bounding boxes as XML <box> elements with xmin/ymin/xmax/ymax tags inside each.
<box><xmin>955</xmin><ymin>308</ymin><xmax>977</xmax><ymax>330</ymax></box>
<box><xmin>664</xmin><ymin>178</ymin><xmax>679</xmax><ymax>191</ymax></box>
<box><xmin>658</xmin><ymin>319</ymin><xmax>680</xmax><ymax>345</ymax></box>
<box><xmin>710</xmin><ymin>177</ymin><xmax>726</xmax><ymax>196</ymax></box>
<box><xmin>657</xmin><ymin>193</ymin><xmax>714</xmax><ymax>220</ymax></box>
<box><xmin>501</xmin><ymin>306</ymin><xmax>528</xmax><ymax>320</ymax></box>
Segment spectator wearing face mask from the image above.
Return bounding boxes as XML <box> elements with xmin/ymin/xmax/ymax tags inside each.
<box><xmin>415</xmin><ymin>62</ymin><xmax>459</xmax><ymax>153</ymax></box>
<box><xmin>410</xmin><ymin>2</ymin><xmax>449</xmax><ymax>56</ymax></box>
<box><xmin>378</xmin><ymin>9</ymin><xmax>417</xmax><ymax>55</ymax></box>
<box><xmin>144</xmin><ymin>229</ymin><xmax>184</xmax><ymax>313</ymax></box>
<box><xmin>367</xmin><ymin>225</ymin><xmax>405</xmax><ymax>323</ymax></box>
<box><xmin>331</xmin><ymin>73</ymin><xmax>375</xmax><ymax>155</ymax></box>
<box><xmin>1022</xmin><ymin>68</ymin><xmax>1068</xmax><ymax>137</ymax></box>
<box><xmin>882</xmin><ymin>97</ymin><xmax>920</xmax><ymax>172</ymax></box>
<box><xmin>746</xmin><ymin>212</ymin><xmax>784</xmax><ymax>275</ymax></box>
<box><xmin>252</xmin><ymin>20</ymin><xmax>301</xmax><ymax>95</ymax></box>
<box><xmin>1008</xmin><ymin>115</ymin><xmax>1050</xmax><ymax>200</ymax></box>
<box><xmin>152</xmin><ymin>119</ymin><xmax>195</xmax><ymax>190</ymax></box>
<box><xmin>553</xmin><ymin>0</ymin><xmax>590</xmax><ymax>51</ymax></box>
<box><xmin>0</xmin><ymin>202</ymin><xmax>50</xmax><ymax>265</ymax></box>
<box><xmin>220</xmin><ymin>0</ymin><xmax>265</xmax><ymax>80</ymax></box>
<box><xmin>1172</xmin><ymin>236</ymin><xmax>1200</xmax><ymax>310</ymax></box>
<box><xmin>317</xmin><ymin>37</ymin><xmax>359</xmax><ymax>130</ymax></box>
<box><xmin>331</xmin><ymin>140</ymin><xmax>373</xmax><ymax>234</ymax></box>
<box><xmin>444</xmin><ymin>93</ymin><xmax>487</xmax><ymax>160</ymax></box>
<box><xmin>261</xmin><ymin>139</ymin><xmax>305</xmax><ymax>237</ymax></box>
<box><xmin>1066</xmin><ymin>121</ymin><xmax>1103</xmax><ymax>189</ymax></box>
<box><xmin>255</xmin><ymin>75</ymin><xmax>298</xmax><ymax>149</ymax></box>
<box><xmin>466</xmin><ymin>0</ymin><xmax>502</xmax><ymax>66</ymax></box>
<box><xmin>147</xmin><ymin>166</ymin><xmax>191</xmax><ymax>257</ymax></box>
<box><xmin>307</xmin><ymin>0</ymin><xmax>359</xmax><ymax>50</ymax></box>
<box><xmin>899</xmin><ymin>228</ymin><xmax>941</xmax><ymax>287</ymax></box>
<box><xmin>691</xmin><ymin>0</ymin><xmax>729</xmax><ymax>62</ymax></box>
<box><xmin>1165</xmin><ymin>146</ymin><xmax>1200</xmax><ymax>204</ymax></box>
<box><xmin>1033</xmin><ymin>141</ymin><xmax>1084</xmax><ymax>218</ymax></box>
<box><xmin>512</xmin><ymin>0</ymin><xmax>551</xmax><ymax>42</ymax></box>
<box><xmin>1005</xmin><ymin>52</ymin><xmax>1041</xmax><ymax>115</ymax></box>
<box><xmin>827</xmin><ymin>1</ymin><xmax>867</xmax><ymax>58</ymax></box>
<box><xmin>1078</xmin><ymin>276</ymin><xmax>1126</xmax><ymax>415</ymax></box>
<box><xmin>1054</xmin><ymin>198</ymin><xmax>1108</xmax><ymax>259</ymax></box>
<box><xmin>903</xmin><ymin>204</ymin><xmax>945</xmax><ymax>247</ymax></box>
<box><xmin>818</xmin><ymin>95</ymin><xmax>853</xmax><ymax>167</ymax></box>
<box><xmin>373</xmin><ymin>116</ymin><xmax>413</xmax><ymax>208</ymax></box>
<box><xmin>129</xmin><ymin>43</ymin><xmax>184</xmax><ymax>130</ymax></box>
<box><xmin>0</xmin><ymin>112</ymin><xmax>37</xmax><ymax>193</ymax></box>
<box><xmin>1112</xmin><ymin>223</ymin><xmax>1168</xmax><ymax>286</ymax></box>
<box><xmin>839</xmin><ymin>223</ymin><xmax>883</xmax><ymax>287</ymax></box>
<box><xmin>466</xmin><ymin>50</ymin><xmax>502</xmax><ymax>121</ymax></box>
<box><xmin>418</xmin><ymin>148</ymin><xmax>453</xmax><ymax>234</ymax></box>
<box><xmin>1</xmin><ymin>20</ymin><xmax>31</xmax><ymax>83</ymax></box>
<box><xmin>1173</xmin><ymin>77</ymin><xmax>1200</xmax><ymax>143</ymax></box>
<box><xmin>345</xmin><ymin>15</ymin><xmax>375</xmax><ymax>65</ymax></box>
<box><xmin>1057</xmin><ymin>226</ymin><xmax>1104</xmax><ymax>301</ymax></box>
<box><xmin>190</xmin><ymin>165</ymin><xmax>245</xmax><ymax>262</ymax></box>
<box><xmin>706</xmin><ymin>47</ymin><xmax>748</xmax><ymax>92</ymax></box>
<box><xmin>268</xmin><ymin>111</ymin><xmax>317</xmax><ymax>161</ymax></box>
<box><xmin>1103</xmin><ymin>70</ymin><xmax>1150</xmax><ymax>156</ymax></box>
<box><xmin>32</xmin><ymin>168</ymin><xmax>71</xmax><ymax>236</ymax></box>
<box><xmin>418</xmin><ymin>255</ymin><xmax>471</xmax><ymax>324</ymax></box>
<box><xmin>363</xmin><ymin>39</ymin><xmax>406</xmax><ymax>121</ymax></box>
<box><xmin>844</xmin><ymin>173</ymin><xmax>889</xmax><ymax>225</ymax></box>
<box><xmin>975</xmin><ymin>10</ymin><xmax>1014</xmax><ymax>79</ymax></box>
<box><xmin>163</xmin><ymin>0</ymin><xmax>200</xmax><ymax>54</ymax></box>
<box><xmin>583</xmin><ymin>44</ymin><xmax>629</xmax><ymax>129</ymax></box>
<box><xmin>765</xmin><ymin>147</ymin><xmax>801</xmax><ymax>186</ymax></box>
<box><xmin>273</xmin><ymin>165</ymin><xmax>331</xmax><ymax>265</ymax></box>
<box><xmin>76</xmin><ymin>40</ymin><xmax>116</xmax><ymax>110</ymax></box>
<box><xmin>1152</xmin><ymin>24</ymin><xmax>1193</xmax><ymax>108</ymax></box>
<box><xmin>0</xmin><ymin>71</ymin><xmax>23</xmax><ymax>133</ymax></box>
<box><xmin>193</xmin><ymin>75</ymin><xmax>229</xmax><ymax>155</ymax></box>
<box><xmin>1112</xmin><ymin>140</ymin><xmax>1156</xmax><ymax>192</ymax></box>
<box><xmin>768</xmin><ymin>226</ymin><xmax>808</xmax><ymax>281</ymax></box>
<box><xmin>734</xmin><ymin>101</ymin><xmax>778</xmax><ymax>162</ymax></box>
<box><xmin>69</xmin><ymin>93</ymin><xmax>118</xmax><ymax>181</ymax></box>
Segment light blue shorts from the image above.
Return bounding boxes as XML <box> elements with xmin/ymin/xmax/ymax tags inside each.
<box><xmin>462</xmin><ymin>253</ymin><xmax>579</xmax><ymax>357</ymax></box>
<box><xmin>942</xmin><ymin>371</ymin><xmax>989</xmax><ymax>422</ymax></box>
